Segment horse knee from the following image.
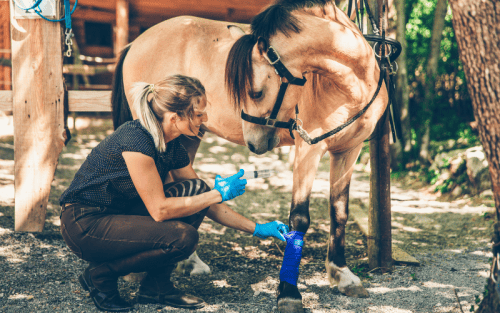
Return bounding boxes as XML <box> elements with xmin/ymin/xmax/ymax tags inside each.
<box><xmin>289</xmin><ymin>201</ymin><xmax>310</xmax><ymax>233</ymax></box>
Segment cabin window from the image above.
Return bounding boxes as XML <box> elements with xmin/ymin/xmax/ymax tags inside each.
<box><xmin>85</xmin><ymin>22</ymin><xmax>112</xmax><ymax>47</ymax></box>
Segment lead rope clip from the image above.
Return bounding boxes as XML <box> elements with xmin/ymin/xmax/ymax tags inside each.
<box><xmin>65</xmin><ymin>28</ymin><xmax>73</xmax><ymax>57</ymax></box>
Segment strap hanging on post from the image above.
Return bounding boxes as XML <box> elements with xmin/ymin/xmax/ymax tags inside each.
<box><xmin>27</xmin><ymin>0</ymin><xmax>79</xmax><ymax>57</ymax></box>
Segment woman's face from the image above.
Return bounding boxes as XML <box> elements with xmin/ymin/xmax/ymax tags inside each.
<box><xmin>175</xmin><ymin>96</ymin><xmax>208</xmax><ymax>136</ymax></box>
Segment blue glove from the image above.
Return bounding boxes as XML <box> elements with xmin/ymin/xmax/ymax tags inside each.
<box><xmin>214</xmin><ymin>169</ymin><xmax>247</xmax><ymax>202</ymax></box>
<box><xmin>253</xmin><ymin>221</ymin><xmax>289</xmax><ymax>242</ymax></box>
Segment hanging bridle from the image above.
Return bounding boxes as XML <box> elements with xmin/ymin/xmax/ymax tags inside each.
<box><xmin>240</xmin><ymin>0</ymin><xmax>402</xmax><ymax>145</ymax></box>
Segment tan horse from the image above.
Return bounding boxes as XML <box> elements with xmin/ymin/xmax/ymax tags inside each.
<box><xmin>112</xmin><ymin>0</ymin><xmax>388</xmax><ymax>312</ymax></box>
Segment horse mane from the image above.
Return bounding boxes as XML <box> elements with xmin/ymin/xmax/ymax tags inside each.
<box><xmin>225</xmin><ymin>0</ymin><xmax>334</xmax><ymax>110</ymax></box>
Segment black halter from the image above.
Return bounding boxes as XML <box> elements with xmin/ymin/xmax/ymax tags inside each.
<box><xmin>240</xmin><ymin>46</ymin><xmax>306</xmax><ymax>136</ymax></box>
<box><xmin>241</xmin><ymin>0</ymin><xmax>402</xmax><ymax>145</ymax></box>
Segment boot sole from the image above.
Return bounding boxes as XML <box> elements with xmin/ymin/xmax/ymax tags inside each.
<box><xmin>137</xmin><ymin>294</ymin><xmax>205</xmax><ymax>309</ymax></box>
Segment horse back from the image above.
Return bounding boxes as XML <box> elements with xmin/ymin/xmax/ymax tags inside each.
<box><xmin>122</xmin><ymin>16</ymin><xmax>246</xmax><ymax>112</ymax></box>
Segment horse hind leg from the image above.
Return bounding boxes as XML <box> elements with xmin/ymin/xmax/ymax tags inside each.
<box><xmin>175</xmin><ymin>251</ymin><xmax>211</xmax><ymax>276</ymax></box>
<box><xmin>326</xmin><ymin>149</ymin><xmax>369</xmax><ymax>298</ymax></box>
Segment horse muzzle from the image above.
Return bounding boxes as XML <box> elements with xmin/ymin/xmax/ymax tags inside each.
<box><xmin>246</xmin><ymin>135</ymin><xmax>280</xmax><ymax>155</ymax></box>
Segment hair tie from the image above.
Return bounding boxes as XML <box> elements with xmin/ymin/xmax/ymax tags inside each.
<box><xmin>147</xmin><ymin>84</ymin><xmax>155</xmax><ymax>102</ymax></box>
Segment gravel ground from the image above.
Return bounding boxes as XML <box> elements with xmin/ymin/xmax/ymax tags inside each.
<box><xmin>0</xmin><ymin>116</ymin><xmax>496</xmax><ymax>312</ymax></box>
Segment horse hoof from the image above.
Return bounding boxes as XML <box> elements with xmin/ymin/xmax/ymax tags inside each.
<box><xmin>277</xmin><ymin>298</ymin><xmax>304</xmax><ymax>313</ymax></box>
<box><xmin>341</xmin><ymin>285</ymin><xmax>369</xmax><ymax>298</ymax></box>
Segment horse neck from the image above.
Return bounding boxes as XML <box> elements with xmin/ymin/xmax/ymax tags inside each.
<box><xmin>270</xmin><ymin>9</ymin><xmax>371</xmax><ymax>80</ymax></box>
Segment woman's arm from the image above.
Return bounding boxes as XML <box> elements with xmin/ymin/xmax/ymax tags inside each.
<box><xmin>171</xmin><ymin>165</ymin><xmax>256</xmax><ymax>233</ymax></box>
<box><xmin>122</xmin><ymin>151</ymin><xmax>222</xmax><ymax>222</ymax></box>
<box><xmin>206</xmin><ymin>203</ymin><xmax>256</xmax><ymax>234</ymax></box>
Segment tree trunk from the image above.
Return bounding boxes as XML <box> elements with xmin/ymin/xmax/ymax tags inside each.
<box><xmin>391</xmin><ymin>0</ymin><xmax>410</xmax><ymax>170</ymax></box>
<box><xmin>419</xmin><ymin>0</ymin><xmax>448</xmax><ymax>164</ymax></box>
<box><xmin>449</xmin><ymin>0</ymin><xmax>500</xmax><ymax>311</ymax></box>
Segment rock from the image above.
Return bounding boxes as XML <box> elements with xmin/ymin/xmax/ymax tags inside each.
<box><xmin>479</xmin><ymin>189</ymin><xmax>494</xmax><ymax>199</ymax></box>
<box><xmin>465</xmin><ymin>146</ymin><xmax>491</xmax><ymax>193</ymax></box>
<box><xmin>449</xmin><ymin>156</ymin><xmax>466</xmax><ymax>176</ymax></box>
<box><xmin>451</xmin><ymin>186</ymin><xmax>463</xmax><ymax>198</ymax></box>
<box><xmin>359</xmin><ymin>152</ymin><xmax>370</xmax><ymax>165</ymax></box>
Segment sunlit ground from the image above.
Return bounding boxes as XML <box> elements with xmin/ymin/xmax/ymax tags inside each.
<box><xmin>0</xmin><ymin>115</ymin><xmax>496</xmax><ymax>312</ymax></box>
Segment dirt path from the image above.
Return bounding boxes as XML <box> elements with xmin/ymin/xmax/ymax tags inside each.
<box><xmin>0</xmin><ymin>117</ymin><xmax>496</xmax><ymax>312</ymax></box>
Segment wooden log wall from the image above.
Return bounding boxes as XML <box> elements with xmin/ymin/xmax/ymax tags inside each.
<box><xmin>0</xmin><ymin>0</ymin><xmax>11</xmax><ymax>91</ymax></box>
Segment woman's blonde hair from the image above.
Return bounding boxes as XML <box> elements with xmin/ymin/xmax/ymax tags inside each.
<box><xmin>130</xmin><ymin>75</ymin><xmax>206</xmax><ymax>152</ymax></box>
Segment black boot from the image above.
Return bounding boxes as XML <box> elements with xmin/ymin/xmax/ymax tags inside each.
<box><xmin>137</xmin><ymin>266</ymin><xmax>205</xmax><ymax>309</ymax></box>
<box><xmin>79</xmin><ymin>264</ymin><xmax>133</xmax><ymax>312</ymax></box>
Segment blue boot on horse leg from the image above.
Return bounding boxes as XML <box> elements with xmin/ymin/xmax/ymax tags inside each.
<box><xmin>277</xmin><ymin>202</ymin><xmax>309</xmax><ymax>313</ymax></box>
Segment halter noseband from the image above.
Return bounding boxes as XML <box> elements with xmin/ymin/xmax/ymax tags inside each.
<box><xmin>240</xmin><ymin>46</ymin><xmax>306</xmax><ymax>138</ymax></box>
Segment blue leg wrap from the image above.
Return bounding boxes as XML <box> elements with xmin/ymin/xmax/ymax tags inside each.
<box><xmin>279</xmin><ymin>231</ymin><xmax>305</xmax><ymax>286</ymax></box>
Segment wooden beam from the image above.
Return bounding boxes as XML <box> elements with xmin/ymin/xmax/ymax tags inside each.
<box><xmin>115</xmin><ymin>0</ymin><xmax>129</xmax><ymax>57</ymax></box>
<box><xmin>350</xmin><ymin>205</ymin><xmax>420</xmax><ymax>265</ymax></box>
<box><xmin>367</xmin><ymin>0</ymin><xmax>393</xmax><ymax>272</ymax></box>
<box><xmin>63</xmin><ymin>64</ymin><xmax>115</xmax><ymax>76</ymax></box>
<box><xmin>10</xmin><ymin>1</ymin><xmax>67</xmax><ymax>232</ymax></box>
<box><xmin>0</xmin><ymin>90</ymin><xmax>112</xmax><ymax>112</ymax></box>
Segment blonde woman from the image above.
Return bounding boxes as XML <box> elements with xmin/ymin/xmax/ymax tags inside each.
<box><xmin>59</xmin><ymin>75</ymin><xmax>288</xmax><ymax>312</ymax></box>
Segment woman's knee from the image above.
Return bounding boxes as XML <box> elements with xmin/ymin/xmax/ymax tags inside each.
<box><xmin>173</xmin><ymin>223</ymin><xmax>200</xmax><ymax>257</ymax></box>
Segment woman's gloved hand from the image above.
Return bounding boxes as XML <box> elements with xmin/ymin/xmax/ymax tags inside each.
<box><xmin>214</xmin><ymin>169</ymin><xmax>247</xmax><ymax>202</ymax></box>
<box><xmin>253</xmin><ymin>221</ymin><xmax>289</xmax><ymax>242</ymax></box>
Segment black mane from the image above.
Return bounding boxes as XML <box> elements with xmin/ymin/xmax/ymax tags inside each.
<box><xmin>225</xmin><ymin>0</ymin><xmax>334</xmax><ymax>109</ymax></box>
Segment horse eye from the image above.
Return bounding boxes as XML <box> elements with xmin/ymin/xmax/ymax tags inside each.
<box><xmin>249</xmin><ymin>90</ymin><xmax>263</xmax><ymax>100</ymax></box>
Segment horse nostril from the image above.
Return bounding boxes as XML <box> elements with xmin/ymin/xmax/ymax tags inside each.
<box><xmin>247</xmin><ymin>142</ymin><xmax>256</xmax><ymax>153</ymax></box>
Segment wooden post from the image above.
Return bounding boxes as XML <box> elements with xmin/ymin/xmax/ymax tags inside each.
<box><xmin>115</xmin><ymin>0</ymin><xmax>129</xmax><ymax>57</ymax></box>
<box><xmin>10</xmin><ymin>1</ymin><xmax>67</xmax><ymax>232</ymax></box>
<box><xmin>367</xmin><ymin>0</ymin><xmax>393</xmax><ymax>271</ymax></box>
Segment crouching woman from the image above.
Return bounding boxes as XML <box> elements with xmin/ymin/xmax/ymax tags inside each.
<box><xmin>59</xmin><ymin>75</ymin><xmax>288</xmax><ymax>312</ymax></box>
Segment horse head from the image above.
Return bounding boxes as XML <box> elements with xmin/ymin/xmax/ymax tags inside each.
<box><xmin>225</xmin><ymin>5</ymin><xmax>307</xmax><ymax>155</ymax></box>
<box><xmin>225</xmin><ymin>0</ymin><xmax>383</xmax><ymax>154</ymax></box>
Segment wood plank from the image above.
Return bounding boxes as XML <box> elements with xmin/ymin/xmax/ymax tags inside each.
<box><xmin>63</xmin><ymin>64</ymin><xmax>115</xmax><ymax>75</ymax></box>
<box><xmin>68</xmin><ymin>90</ymin><xmax>112</xmax><ymax>112</ymax></box>
<box><xmin>115</xmin><ymin>0</ymin><xmax>129</xmax><ymax>56</ymax></box>
<box><xmin>11</xmin><ymin>1</ymin><xmax>66</xmax><ymax>232</ymax></box>
<box><xmin>1</xmin><ymin>90</ymin><xmax>112</xmax><ymax>112</ymax></box>
<box><xmin>350</xmin><ymin>205</ymin><xmax>420</xmax><ymax>265</ymax></box>
<box><xmin>0</xmin><ymin>90</ymin><xmax>12</xmax><ymax>111</ymax></box>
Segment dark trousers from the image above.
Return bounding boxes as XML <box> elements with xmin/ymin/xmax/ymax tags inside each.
<box><xmin>60</xmin><ymin>179</ymin><xmax>210</xmax><ymax>287</ymax></box>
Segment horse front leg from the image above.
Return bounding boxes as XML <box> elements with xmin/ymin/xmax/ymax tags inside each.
<box><xmin>174</xmin><ymin>131</ymin><xmax>211</xmax><ymax>277</ymax></box>
<box><xmin>326</xmin><ymin>145</ymin><xmax>369</xmax><ymax>298</ymax></box>
<box><xmin>277</xmin><ymin>141</ymin><xmax>326</xmax><ymax>313</ymax></box>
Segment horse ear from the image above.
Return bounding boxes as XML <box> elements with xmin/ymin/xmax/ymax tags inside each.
<box><xmin>257</xmin><ymin>37</ymin><xmax>268</xmax><ymax>56</ymax></box>
<box><xmin>227</xmin><ymin>25</ymin><xmax>246</xmax><ymax>39</ymax></box>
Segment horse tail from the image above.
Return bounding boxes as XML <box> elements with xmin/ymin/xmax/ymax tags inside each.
<box><xmin>111</xmin><ymin>44</ymin><xmax>132</xmax><ymax>130</ymax></box>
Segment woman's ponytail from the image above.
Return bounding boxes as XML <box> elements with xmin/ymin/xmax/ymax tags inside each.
<box><xmin>130</xmin><ymin>82</ymin><xmax>166</xmax><ymax>152</ymax></box>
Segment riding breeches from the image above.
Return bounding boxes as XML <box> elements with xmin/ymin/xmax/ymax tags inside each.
<box><xmin>60</xmin><ymin>179</ymin><xmax>210</xmax><ymax>268</ymax></box>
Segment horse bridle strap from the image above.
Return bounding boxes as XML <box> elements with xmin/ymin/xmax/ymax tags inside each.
<box><xmin>296</xmin><ymin>66</ymin><xmax>386</xmax><ymax>145</ymax></box>
<box><xmin>240</xmin><ymin>45</ymin><xmax>307</xmax><ymax>130</ymax></box>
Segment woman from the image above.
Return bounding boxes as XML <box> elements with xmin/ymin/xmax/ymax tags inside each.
<box><xmin>59</xmin><ymin>74</ymin><xmax>288</xmax><ymax>312</ymax></box>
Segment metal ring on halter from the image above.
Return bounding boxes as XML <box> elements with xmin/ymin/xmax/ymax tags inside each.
<box><xmin>294</xmin><ymin>118</ymin><xmax>303</xmax><ymax>129</ymax></box>
<box><xmin>389</xmin><ymin>61</ymin><xmax>399</xmax><ymax>75</ymax></box>
<box><xmin>373</xmin><ymin>41</ymin><xmax>392</xmax><ymax>59</ymax></box>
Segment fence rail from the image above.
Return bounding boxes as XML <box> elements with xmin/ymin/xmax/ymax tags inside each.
<box><xmin>0</xmin><ymin>90</ymin><xmax>112</xmax><ymax>112</ymax></box>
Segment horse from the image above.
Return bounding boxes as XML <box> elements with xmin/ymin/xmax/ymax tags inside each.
<box><xmin>112</xmin><ymin>0</ymin><xmax>389</xmax><ymax>311</ymax></box>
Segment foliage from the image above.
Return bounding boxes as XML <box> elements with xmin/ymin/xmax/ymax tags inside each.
<box><xmin>403</xmin><ymin>0</ymin><xmax>475</xmax><ymax>158</ymax></box>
